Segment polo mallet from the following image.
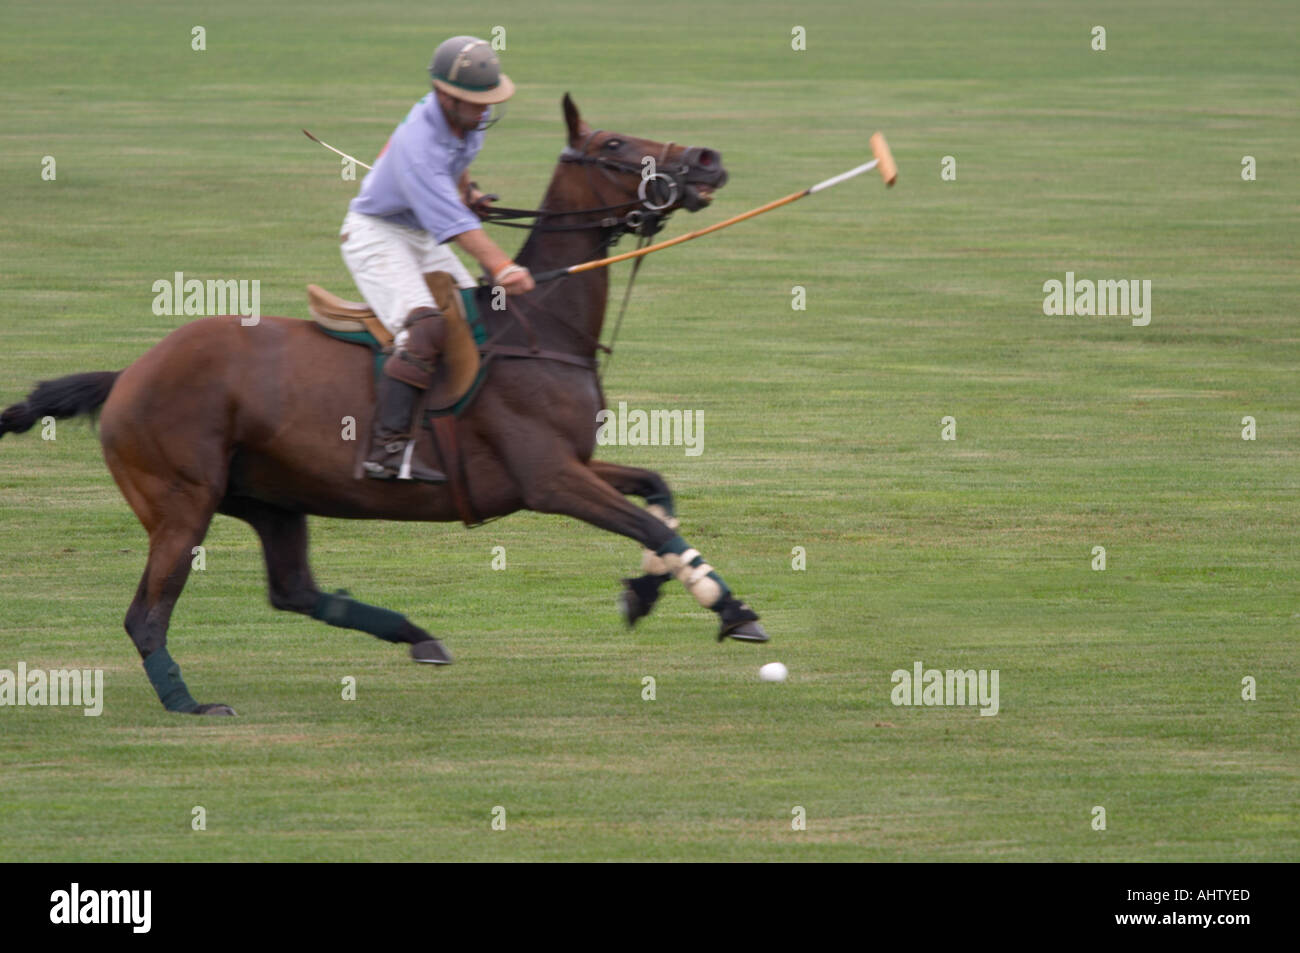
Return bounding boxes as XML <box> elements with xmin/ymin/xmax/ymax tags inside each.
<box><xmin>304</xmin><ymin>128</ymin><xmax>898</xmax><ymax>280</ymax></box>
<box><xmin>529</xmin><ymin>132</ymin><xmax>897</xmax><ymax>283</ymax></box>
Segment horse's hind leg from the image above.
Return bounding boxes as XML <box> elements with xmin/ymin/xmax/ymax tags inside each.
<box><xmin>218</xmin><ymin>496</ymin><xmax>452</xmax><ymax>664</ymax></box>
<box><xmin>117</xmin><ymin>478</ymin><xmax>233</xmax><ymax>715</ymax></box>
<box><xmin>586</xmin><ymin>460</ymin><xmax>678</xmax><ymax>627</ymax></box>
<box><xmin>529</xmin><ymin>460</ymin><xmax>767</xmax><ymax>642</ymax></box>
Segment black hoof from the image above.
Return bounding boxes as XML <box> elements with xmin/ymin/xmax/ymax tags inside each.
<box><xmin>193</xmin><ymin>703</ymin><xmax>237</xmax><ymax>716</ymax></box>
<box><xmin>410</xmin><ymin>638</ymin><xmax>454</xmax><ymax>665</ymax></box>
<box><xmin>619</xmin><ymin>573</ymin><xmax>670</xmax><ymax>628</ymax></box>
<box><xmin>722</xmin><ymin>620</ymin><xmax>769</xmax><ymax>642</ymax></box>
<box><xmin>716</xmin><ymin>597</ymin><xmax>768</xmax><ymax>643</ymax></box>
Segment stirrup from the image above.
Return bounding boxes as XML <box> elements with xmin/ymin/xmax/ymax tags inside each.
<box><xmin>363</xmin><ymin>439</ymin><xmax>446</xmax><ymax>484</ymax></box>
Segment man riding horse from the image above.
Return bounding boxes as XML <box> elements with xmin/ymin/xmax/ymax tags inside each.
<box><xmin>341</xmin><ymin>35</ymin><xmax>534</xmax><ymax>483</ymax></box>
<box><xmin>0</xmin><ymin>81</ymin><xmax>769</xmax><ymax>716</ymax></box>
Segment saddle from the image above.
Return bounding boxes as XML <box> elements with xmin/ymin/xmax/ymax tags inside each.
<box><xmin>307</xmin><ymin>272</ymin><xmax>486</xmax><ymax>527</ymax></box>
<box><xmin>306</xmin><ymin>271</ymin><xmax>481</xmax><ymax>411</ymax></box>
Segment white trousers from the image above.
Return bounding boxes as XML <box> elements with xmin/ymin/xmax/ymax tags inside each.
<box><xmin>339</xmin><ymin>209</ymin><xmax>477</xmax><ymax>346</ymax></box>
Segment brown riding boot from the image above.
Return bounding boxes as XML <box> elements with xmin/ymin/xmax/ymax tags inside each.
<box><xmin>363</xmin><ymin>307</ymin><xmax>447</xmax><ymax>484</ymax></box>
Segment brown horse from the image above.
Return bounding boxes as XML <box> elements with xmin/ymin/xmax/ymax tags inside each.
<box><xmin>0</xmin><ymin>94</ymin><xmax>766</xmax><ymax>715</ymax></box>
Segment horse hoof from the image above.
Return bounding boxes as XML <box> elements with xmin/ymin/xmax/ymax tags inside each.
<box><xmin>716</xmin><ymin>597</ymin><xmax>768</xmax><ymax>643</ymax></box>
<box><xmin>619</xmin><ymin>585</ymin><xmax>647</xmax><ymax>628</ymax></box>
<box><xmin>410</xmin><ymin>639</ymin><xmax>454</xmax><ymax>665</ymax></box>
<box><xmin>720</xmin><ymin>620</ymin><xmax>769</xmax><ymax>643</ymax></box>
<box><xmin>193</xmin><ymin>703</ymin><xmax>237</xmax><ymax>716</ymax></box>
<box><xmin>620</xmin><ymin>574</ymin><xmax>669</xmax><ymax>628</ymax></box>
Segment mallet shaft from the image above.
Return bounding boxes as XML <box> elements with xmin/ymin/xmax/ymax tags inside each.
<box><xmin>807</xmin><ymin>158</ymin><xmax>879</xmax><ymax>194</ymax></box>
<box><xmin>304</xmin><ymin>125</ymin><xmax>899</xmax><ymax>286</ymax></box>
<box><xmin>303</xmin><ymin>129</ymin><xmax>373</xmax><ymax>171</ymax></box>
<box><xmin>560</xmin><ymin>188</ymin><xmax>809</xmax><ymax>277</ymax></box>
<box><xmin>533</xmin><ymin>133</ymin><xmax>896</xmax><ymax>283</ymax></box>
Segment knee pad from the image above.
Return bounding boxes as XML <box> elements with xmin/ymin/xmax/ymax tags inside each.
<box><xmin>384</xmin><ymin>307</ymin><xmax>445</xmax><ymax>389</ymax></box>
<box><xmin>403</xmin><ymin>307</ymin><xmax>446</xmax><ymax>360</ymax></box>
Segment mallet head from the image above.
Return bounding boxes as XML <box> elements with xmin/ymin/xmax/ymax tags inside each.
<box><xmin>870</xmin><ymin>132</ymin><xmax>897</xmax><ymax>187</ymax></box>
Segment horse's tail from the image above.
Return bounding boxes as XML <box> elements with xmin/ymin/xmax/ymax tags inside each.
<box><xmin>0</xmin><ymin>371</ymin><xmax>121</xmax><ymax>439</ymax></box>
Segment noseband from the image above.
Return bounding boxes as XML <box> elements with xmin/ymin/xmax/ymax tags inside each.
<box><xmin>558</xmin><ymin>130</ymin><xmax>685</xmax><ymax>218</ymax></box>
<box><xmin>479</xmin><ymin>130</ymin><xmax>721</xmax><ymax>242</ymax></box>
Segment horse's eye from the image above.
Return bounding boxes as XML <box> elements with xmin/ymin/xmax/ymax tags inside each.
<box><xmin>603</xmin><ymin>139</ymin><xmax>623</xmax><ymax>151</ymax></box>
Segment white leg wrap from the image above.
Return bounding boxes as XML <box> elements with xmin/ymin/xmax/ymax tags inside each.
<box><xmin>641</xmin><ymin>504</ymin><xmax>679</xmax><ymax>574</ymax></box>
<box><xmin>646</xmin><ymin>504</ymin><xmax>680</xmax><ymax>531</ymax></box>
<box><xmin>685</xmin><ymin>563</ymin><xmax>714</xmax><ymax>587</ymax></box>
<box><xmin>685</xmin><ymin>571</ymin><xmax>723</xmax><ymax>608</ymax></box>
<box><xmin>662</xmin><ymin>550</ymin><xmax>723</xmax><ymax>607</ymax></box>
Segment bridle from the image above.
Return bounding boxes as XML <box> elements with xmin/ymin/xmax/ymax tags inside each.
<box><xmin>478</xmin><ymin>130</ymin><xmax>690</xmax><ymax>241</ymax></box>
<box><xmin>559</xmin><ymin>129</ymin><xmax>686</xmax><ymax>217</ymax></box>
<box><xmin>476</xmin><ymin>131</ymin><xmax>711</xmax><ymax>381</ymax></box>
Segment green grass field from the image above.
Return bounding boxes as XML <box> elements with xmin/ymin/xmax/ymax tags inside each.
<box><xmin>1</xmin><ymin>0</ymin><xmax>1296</xmax><ymax>861</ymax></box>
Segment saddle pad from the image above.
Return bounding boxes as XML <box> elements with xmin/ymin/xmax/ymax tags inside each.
<box><xmin>313</xmin><ymin>284</ymin><xmax>488</xmax><ymax>417</ymax></box>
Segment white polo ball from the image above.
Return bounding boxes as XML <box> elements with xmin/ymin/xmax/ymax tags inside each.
<box><xmin>758</xmin><ymin>662</ymin><xmax>788</xmax><ymax>683</ymax></box>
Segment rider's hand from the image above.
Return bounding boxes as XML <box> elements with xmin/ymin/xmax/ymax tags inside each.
<box><xmin>466</xmin><ymin>183</ymin><xmax>497</xmax><ymax>219</ymax></box>
<box><xmin>493</xmin><ymin>262</ymin><xmax>535</xmax><ymax>295</ymax></box>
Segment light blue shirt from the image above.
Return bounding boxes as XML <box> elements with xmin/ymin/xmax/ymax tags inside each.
<box><xmin>349</xmin><ymin>93</ymin><xmax>486</xmax><ymax>243</ymax></box>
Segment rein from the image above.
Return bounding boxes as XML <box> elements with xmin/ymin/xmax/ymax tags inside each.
<box><xmin>480</xmin><ymin>129</ymin><xmax>680</xmax><ymax>234</ymax></box>
<box><xmin>477</xmin><ymin>131</ymin><xmax>680</xmax><ymax>379</ymax></box>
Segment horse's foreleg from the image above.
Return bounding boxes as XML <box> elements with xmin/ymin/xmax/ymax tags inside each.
<box><xmin>586</xmin><ymin>460</ymin><xmax>677</xmax><ymax>626</ymax></box>
<box><xmin>219</xmin><ymin>496</ymin><xmax>452</xmax><ymax>664</ymax></box>
<box><xmin>529</xmin><ymin>462</ymin><xmax>766</xmax><ymax>642</ymax></box>
<box><xmin>586</xmin><ymin>459</ymin><xmax>675</xmax><ymax>513</ymax></box>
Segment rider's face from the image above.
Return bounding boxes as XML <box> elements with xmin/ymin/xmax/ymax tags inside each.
<box><xmin>438</xmin><ymin>90</ymin><xmax>486</xmax><ymax>132</ymax></box>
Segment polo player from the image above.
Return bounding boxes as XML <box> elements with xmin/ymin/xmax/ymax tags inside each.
<box><xmin>340</xmin><ymin>35</ymin><xmax>535</xmax><ymax>482</ymax></box>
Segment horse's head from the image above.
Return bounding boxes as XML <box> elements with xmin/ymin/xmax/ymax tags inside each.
<box><xmin>555</xmin><ymin>93</ymin><xmax>728</xmax><ymax>223</ymax></box>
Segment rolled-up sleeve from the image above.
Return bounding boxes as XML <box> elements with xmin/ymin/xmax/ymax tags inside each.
<box><xmin>395</xmin><ymin>155</ymin><xmax>481</xmax><ymax>244</ymax></box>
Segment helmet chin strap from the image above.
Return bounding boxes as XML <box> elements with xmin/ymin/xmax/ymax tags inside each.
<box><xmin>435</xmin><ymin>89</ymin><xmax>505</xmax><ymax>133</ymax></box>
<box><xmin>474</xmin><ymin>101</ymin><xmax>506</xmax><ymax>131</ymax></box>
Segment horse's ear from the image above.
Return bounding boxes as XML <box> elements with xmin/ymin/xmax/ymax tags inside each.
<box><xmin>562</xmin><ymin>92</ymin><xmax>589</xmax><ymax>144</ymax></box>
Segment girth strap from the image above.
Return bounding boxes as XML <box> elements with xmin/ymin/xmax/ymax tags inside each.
<box><xmin>482</xmin><ymin>345</ymin><xmax>596</xmax><ymax>370</ymax></box>
<box><xmin>421</xmin><ymin>345</ymin><xmax>593</xmax><ymax>529</ymax></box>
<box><xmin>431</xmin><ymin>415</ymin><xmax>480</xmax><ymax>527</ymax></box>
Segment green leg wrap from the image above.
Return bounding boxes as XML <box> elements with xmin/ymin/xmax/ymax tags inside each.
<box><xmin>656</xmin><ymin>535</ymin><xmax>689</xmax><ymax>557</ymax></box>
<box><xmin>143</xmin><ymin>646</ymin><xmax>199</xmax><ymax>713</ymax></box>
<box><xmin>312</xmin><ymin>590</ymin><xmax>410</xmax><ymax>643</ymax></box>
<box><xmin>655</xmin><ymin>534</ymin><xmax>732</xmax><ymax>605</ymax></box>
<box><xmin>646</xmin><ymin>491</ymin><xmax>675</xmax><ymax>517</ymax></box>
